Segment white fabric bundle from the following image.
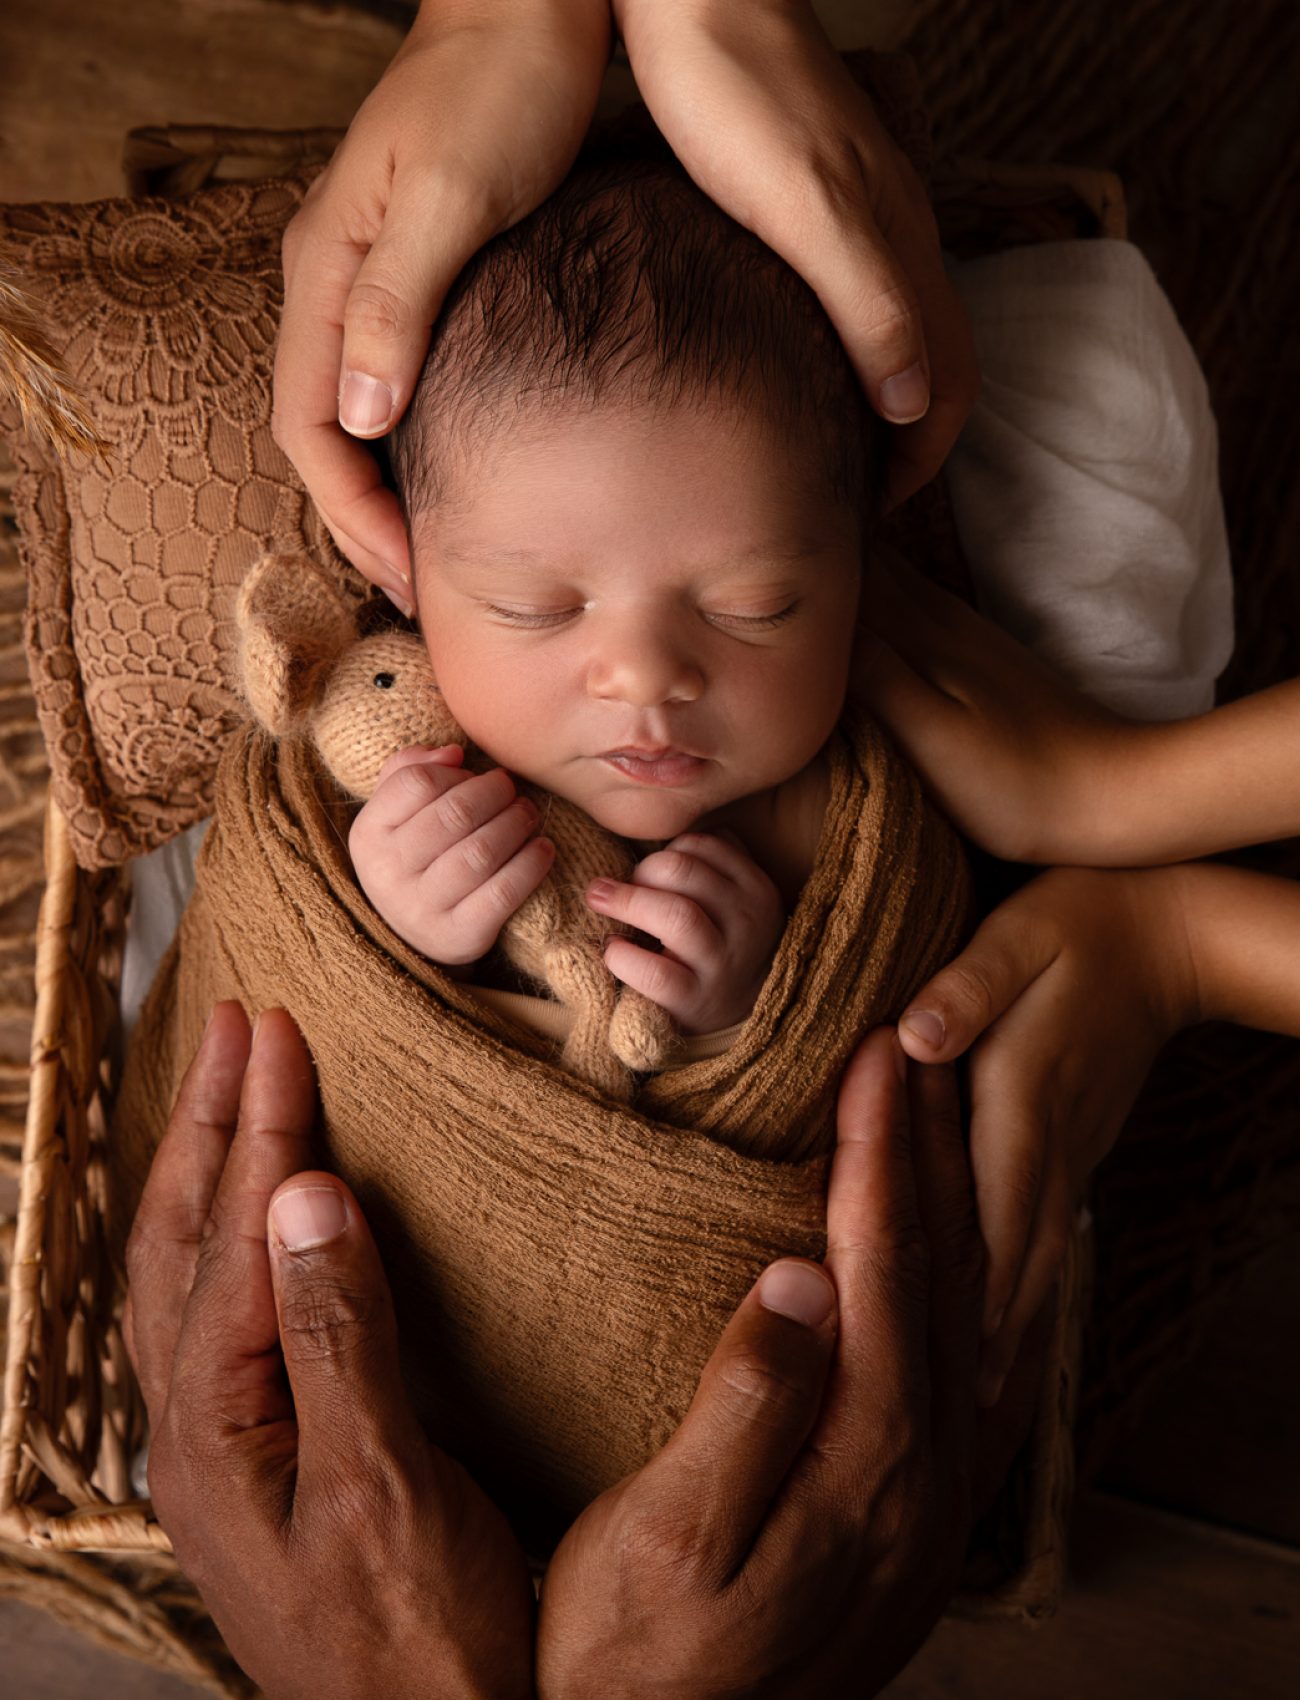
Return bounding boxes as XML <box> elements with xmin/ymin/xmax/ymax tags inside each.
<box><xmin>946</xmin><ymin>238</ymin><xmax>1233</xmax><ymax>719</ymax></box>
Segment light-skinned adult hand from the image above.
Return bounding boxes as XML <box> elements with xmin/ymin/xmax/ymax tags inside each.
<box><xmin>855</xmin><ymin>554</ymin><xmax>1300</xmax><ymax>867</ymax></box>
<box><xmin>272</xmin><ymin>0</ymin><xmax>613</xmax><ymax>607</ymax></box>
<box><xmin>612</xmin><ymin>0</ymin><xmax>979</xmax><ymax>509</ymax></box>
<box><xmin>274</xmin><ymin>0</ymin><xmax>978</xmax><ymax>607</ymax></box>
<box><xmin>123</xmin><ymin>1008</ymin><xmax>1036</xmax><ymax>1699</ymax></box>
<box><xmin>894</xmin><ymin>865</ymin><xmax>1202</xmax><ymax>1407</ymax></box>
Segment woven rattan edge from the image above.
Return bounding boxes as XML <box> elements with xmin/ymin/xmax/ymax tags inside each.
<box><xmin>951</xmin><ymin>1206</ymin><xmax>1091</xmax><ymax>1621</ymax></box>
<box><xmin>0</xmin><ymin>793</ymin><xmax>169</xmax><ymax>1552</ymax></box>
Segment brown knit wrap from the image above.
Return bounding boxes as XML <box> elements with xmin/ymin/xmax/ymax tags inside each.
<box><xmin>112</xmin><ymin>708</ymin><xmax>969</xmax><ymax>1555</ymax></box>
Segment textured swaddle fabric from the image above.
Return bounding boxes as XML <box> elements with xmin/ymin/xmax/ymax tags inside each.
<box><xmin>111</xmin><ymin>708</ymin><xmax>969</xmax><ymax>1555</ymax></box>
<box><xmin>946</xmin><ymin>239</ymin><xmax>1233</xmax><ymax>720</ymax></box>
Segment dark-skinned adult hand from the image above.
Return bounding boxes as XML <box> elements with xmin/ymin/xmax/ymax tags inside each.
<box><xmin>122</xmin><ymin>1003</ymin><xmax>536</xmax><ymax>1700</ymax></box>
<box><xmin>123</xmin><ymin>1008</ymin><xmax>1038</xmax><ymax>1699</ymax></box>
<box><xmin>536</xmin><ymin>1026</ymin><xmax>1002</xmax><ymax>1698</ymax></box>
<box><xmin>273</xmin><ymin>0</ymin><xmax>978</xmax><ymax>610</ymax></box>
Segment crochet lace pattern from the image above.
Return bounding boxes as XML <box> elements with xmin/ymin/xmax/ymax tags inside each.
<box><xmin>0</xmin><ymin>173</ymin><xmax>366</xmax><ymax>866</ymax></box>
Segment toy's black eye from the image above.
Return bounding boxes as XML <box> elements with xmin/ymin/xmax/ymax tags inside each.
<box><xmin>372</xmin><ymin>672</ymin><xmax>395</xmax><ymax>689</ymax></box>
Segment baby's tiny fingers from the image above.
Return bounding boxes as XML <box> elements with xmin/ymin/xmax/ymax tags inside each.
<box><xmin>668</xmin><ymin>830</ymin><xmax>775</xmax><ymax>897</ymax></box>
<box><xmin>625</xmin><ymin>847</ymin><xmax>734</xmax><ymax>931</ymax></box>
<box><xmin>373</xmin><ymin>743</ymin><xmax>463</xmax><ymax>791</ymax></box>
<box><xmin>361</xmin><ymin>749</ymin><xmax>475</xmax><ymax>834</ymax></box>
<box><xmin>587</xmin><ymin>879</ymin><xmax>721</xmax><ymax>965</ymax></box>
<box><xmin>604</xmin><ymin>936</ymin><xmax>696</xmax><ymax>1016</ymax></box>
<box><xmin>424</xmin><ymin>796</ymin><xmax>542</xmax><ymax>908</ymax></box>
<box><xmin>450</xmin><ymin>835</ymin><xmax>555</xmax><ymax>945</ymax></box>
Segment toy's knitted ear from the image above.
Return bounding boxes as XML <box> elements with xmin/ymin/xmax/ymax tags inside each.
<box><xmin>237</xmin><ymin>553</ymin><xmax>358</xmax><ymax>734</ymax></box>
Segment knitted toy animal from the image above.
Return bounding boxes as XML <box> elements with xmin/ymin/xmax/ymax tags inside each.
<box><xmin>235</xmin><ymin>552</ymin><xmax>675</xmax><ymax>1098</ymax></box>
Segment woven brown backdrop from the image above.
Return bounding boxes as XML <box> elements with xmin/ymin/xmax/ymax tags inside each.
<box><xmin>2</xmin><ymin>0</ymin><xmax>1298</xmax><ymax>1688</ymax></box>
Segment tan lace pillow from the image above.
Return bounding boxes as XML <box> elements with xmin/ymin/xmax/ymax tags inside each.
<box><xmin>0</xmin><ymin>173</ymin><xmax>367</xmax><ymax>866</ymax></box>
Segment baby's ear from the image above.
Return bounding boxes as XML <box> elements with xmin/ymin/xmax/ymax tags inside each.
<box><xmin>236</xmin><ymin>553</ymin><xmax>357</xmax><ymax>734</ymax></box>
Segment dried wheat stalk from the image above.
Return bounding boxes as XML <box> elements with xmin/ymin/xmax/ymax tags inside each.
<box><xmin>0</xmin><ymin>257</ymin><xmax>108</xmax><ymax>461</ymax></box>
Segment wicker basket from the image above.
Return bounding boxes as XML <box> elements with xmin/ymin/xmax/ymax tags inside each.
<box><xmin>0</xmin><ymin>138</ymin><xmax>1123</xmax><ymax>1620</ymax></box>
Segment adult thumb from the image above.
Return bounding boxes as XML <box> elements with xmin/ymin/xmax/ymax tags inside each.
<box><xmin>635</xmin><ymin>1260</ymin><xmax>838</xmax><ymax>1571</ymax></box>
<box><xmin>897</xmin><ymin>907</ymin><xmax>1052</xmax><ymax>1064</ymax></box>
<box><xmin>336</xmin><ymin>171</ymin><xmax>488</xmax><ymax>440</ymax></box>
<box><xmin>267</xmin><ymin>1174</ymin><xmax>424</xmax><ymax>1470</ymax></box>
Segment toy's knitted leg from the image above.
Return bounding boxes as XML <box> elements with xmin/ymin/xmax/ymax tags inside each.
<box><xmin>545</xmin><ymin>942</ymin><xmax>634</xmax><ymax>1101</ymax></box>
<box><xmin>608</xmin><ymin>988</ymin><xmax>677</xmax><ymax>1074</ymax></box>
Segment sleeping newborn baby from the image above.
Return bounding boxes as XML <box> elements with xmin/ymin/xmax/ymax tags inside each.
<box><xmin>114</xmin><ymin>130</ymin><xmax>966</xmax><ymax>1556</ymax></box>
<box><xmin>352</xmin><ymin>134</ymin><xmax>895</xmax><ymax>1050</ymax></box>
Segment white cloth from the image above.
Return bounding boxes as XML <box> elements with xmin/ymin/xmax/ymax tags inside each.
<box><xmin>120</xmin><ymin>239</ymin><xmax>1234</xmax><ymax>1041</ymax></box>
<box><xmin>946</xmin><ymin>239</ymin><xmax>1233</xmax><ymax>719</ymax></box>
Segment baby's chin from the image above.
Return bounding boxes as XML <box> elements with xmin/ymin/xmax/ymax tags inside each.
<box><xmin>578</xmin><ymin>786</ymin><xmax>713</xmax><ymax>844</ymax></box>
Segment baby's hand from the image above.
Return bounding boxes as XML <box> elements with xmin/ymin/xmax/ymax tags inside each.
<box><xmin>585</xmin><ymin>832</ymin><xmax>785</xmax><ymax>1034</ymax></box>
<box><xmin>348</xmin><ymin>745</ymin><xmax>555</xmax><ymax>967</ymax></box>
<box><xmin>895</xmin><ymin>866</ymin><xmax>1200</xmax><ymax>1404</ymax></box>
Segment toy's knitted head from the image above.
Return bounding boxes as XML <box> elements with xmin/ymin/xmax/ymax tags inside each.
<box><xmin>236</xmin><ymin>552</ymin><xmax>459</xmax><ymax>800</ymax></box>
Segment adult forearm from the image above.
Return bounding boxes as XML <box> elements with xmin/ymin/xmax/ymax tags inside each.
<box><xmin>1176</xmin><ymin>861</ymin><xmax>1300</xmax><ymax>1035</ymax></box>
<box><xmin>1108</xmin><ymin>682</ymin><xmax>1300</xmax><ymax>865</ymax></box>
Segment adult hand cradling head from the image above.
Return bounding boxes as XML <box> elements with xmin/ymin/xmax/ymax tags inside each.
<box><xmin>271</xmin><ymin>0</ymin><xmax>978</xmax><ymax>610</ymax></box>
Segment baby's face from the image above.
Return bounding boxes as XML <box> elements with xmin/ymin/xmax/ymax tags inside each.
<box><xmin>412</xmin><ymin>400</ymin><xmax>861</xmax><ymax>840</ymax></box>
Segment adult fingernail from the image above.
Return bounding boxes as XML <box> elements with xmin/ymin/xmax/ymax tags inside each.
<box><xmin>383</xmin><ymin>584</ymin><xmax>415</xmax><ymax>620</ymax></box>
<box><xmin>879</xmin><ymin>362</ymin><xmax>930</xmax><ymax>424</ymax></box>
<box><xmin>983</xmin><ymin>1304</ymin><xmax>1006</xmax><ymax>1340</ymax></box>
<box><xmin>900</xmin><ymin>1009</ymin><xmax>945</xmax><ymax>1051</ymax></box>
<box><xmin>759</xmin><ymin>1261</ymin><xmax>836</xmax><ymax>1328</ymax></box>
<box><xmin>339</xmin><ymin>371</ymin><xmax>395</xmax><ymax>436</ymax></box>
<box><xmin>271</xmin><ymin>1186</ymin><xmax>349</xmax><ymax>1251</ymax></box>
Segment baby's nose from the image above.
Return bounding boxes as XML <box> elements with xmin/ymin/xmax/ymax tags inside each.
<box><xmin>588</xmin><ymin>629</ymin><xmax>703</xmax><ymax>708</ymax></box>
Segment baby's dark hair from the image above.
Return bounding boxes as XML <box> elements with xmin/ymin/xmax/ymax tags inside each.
<box><xmin>389</xmin><ymin>131</ymin><xmax>884</xmax><ymax>530</ymax></box>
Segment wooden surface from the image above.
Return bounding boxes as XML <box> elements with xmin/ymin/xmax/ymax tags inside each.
<box><xmin>3</xmin><ymin>1488</ymin><xmax>1296</xmax><ymax>1698</ymax></box>
<box><xmin>887</xmin><ymin>1492</ymin><xmax>1300</xmax><ymax>1700</ymax></box>
<box><xmin>0</xmin><ymin>0</ymin><xmax>404</xmax><ymax>204</ymax></box>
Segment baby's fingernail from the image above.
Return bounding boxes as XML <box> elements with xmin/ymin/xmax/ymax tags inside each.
<box><xmin>983</xmin><ymin>1304</ymin><xmax>1006</xmax><ymax>1340</ymax></box>
<box><xmin>759</xmin><ymin>1261</ymin><xmax>836</xmax><ymax>1328</ymax></box>
<box><xmin>339</xmin><ymin>371</ymin><xmax>395</xmax><ymax>436</ymax></box>
<box><xmin>900</xmin><ymin>1009</ymin><xmax>945</xmax><ymax>1051</ymax></box>
<box><xmin>879</xmin><ymin>362</ymin><xmax>930</xmax><ymax>424</ymax></box>
<box><xmin>976</xmin><ymin>1364</ymin><xmax>1007</xmax><ymax>1408</ymax></box>
<box><xmin>587</xmin><ymin>879</ymin><xmax>615</xmax><ymax>903</ymax></box>
<box><xmin>271</xmin><ymin>1186</ymin><xmax>349</xmax><ymax>1251</ymax></box>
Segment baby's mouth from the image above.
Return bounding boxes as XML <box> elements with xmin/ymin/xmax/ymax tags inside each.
<box><xmin>599</xmin><ymin>747</ymin><xmax>708</xmax><ymax>787</ymax></box>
